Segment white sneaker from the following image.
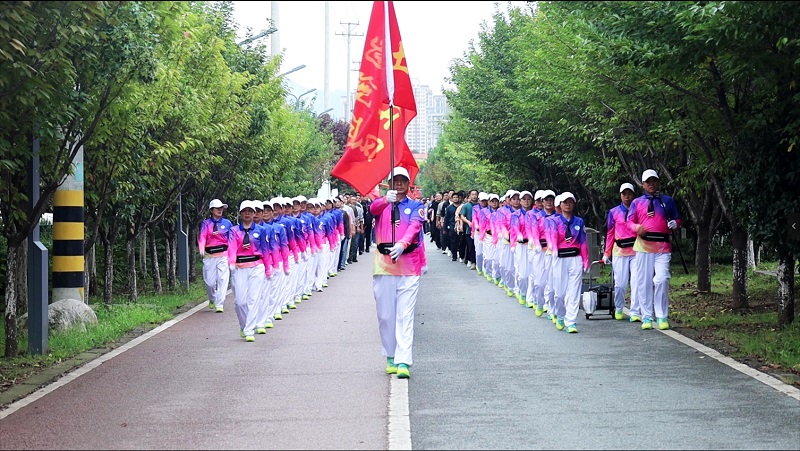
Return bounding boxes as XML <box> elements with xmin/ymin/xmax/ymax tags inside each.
<box><xmin>442</xmin><ymin>250</ymin><xmax>447</xmax><ymax>254</ymax></box>
<box><xmin>458</xmin><ymin>258</ymin><xmax>463</xmax><ymax>263</ymax></box>
<box><xmin>468</xmin><ymin>263</ymin><xmax>476</xmax><ymax>269</ymax></box>
<box><xmin>446</xmin><ymin>250</ymin><xmax>452</xmax><ymax>257</ymax></box>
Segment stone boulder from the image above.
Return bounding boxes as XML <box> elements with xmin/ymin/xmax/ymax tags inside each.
<box><xmin>18</xmin><ymin>299</ymin><xmax>98</xmax><ymax>333</ymax></box>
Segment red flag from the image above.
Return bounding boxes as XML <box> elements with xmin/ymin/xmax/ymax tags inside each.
<box><xmin>331</xmin><ymin>1</ymin><xmax>418</xmax><ymax>196</ymax></box>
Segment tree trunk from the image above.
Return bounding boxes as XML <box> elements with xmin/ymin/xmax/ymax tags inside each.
<box><xmin>776</xmin><ymin>252</ymin><xmax>795</xmax><ymax>327</ymax></box>
<box><xmin>103</xmin><ymin>237</ymin><xmax>114</xmax><ymax>305</ymax></box>
<box><xmin>150</xmin><ymin>230</ymin><xmax>163</xmax><ymax>294</ymax></box>
<box><xmin>139</xmin><ymin>230</ymin><xmax>148</xmax><ymax>285</ymax></box>
<box><xmin>16</xmin><ymin>239</ymin><xmax>28</xmax><ymax>317</ymax></box>
<box><xmin>126</xmin><ymin>237</ymin><xmax>137</xmax><ymax>302</ymax></box>
<box><xmin>694</xmin><ymin>225</ymin><xmax>711</xmax><ymax>292</ymax></box>
<box><xmin>87</xmin><ymin>243</ymin><xmax>98</xmax><ymax>297</ymax></box>
<box><xmin>4</xmin><ymin>244</ymin><xmax>21</xmax><ymax>357</ymax></box>
<box><xmin>166</xmin><ymin>233</ymin><xmax>176</xmax><ymax>291</ymax></box>
<box><xmin>730</xmin><ymin>223</ymin><xmax>749</xmax><ymax>310</ymax></box>
<box><xmin>188</xmin><ymin>224</ymin><xmax>197</xmax><ymax>283</ymax></box>
<box><xmin>746</xmin><ymin>238</ymin><xmax>756</xmax><ymax>270</ymax></box>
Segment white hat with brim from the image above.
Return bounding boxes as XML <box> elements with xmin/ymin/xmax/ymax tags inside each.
<box><xmin>488</xmin><ymin>193</ymin><xmax>500</xmax><ymax>201</ymax></box>
<box><xmin>387</xmin><ymin>166</ymin><xmax>410</xmax><ymax>181</ymax></box>
<box><xmin>520</xmin><ymin>190</ymin><xmax>533</xmax><ymax>199</ymax></box>
<box><xmin>534</xmin><ymin>190</ymin><xmax>544</xmax><ymax>200</ymax></box>
<box><xmin>619</xmin><ymin>183</ymin><xmax>635</xmax><ymax>193</ymax></box>
<box><xmin>209</xmin><ymin>199</ymin><xmax>228</xmax><ymax>209</ymax></box>
<box><xmin>560</xmin><ymin>192</ymin><xmax>576</xmax><ymax>203</ymax></box>
<box><xmin>541</xmin><ymin>190</ymin><xmax>556</xmax><ymax>200</ymax></box>
<box><xmin>239</xmin><ymin>200</ymin><xmax>254</xmax><ymax>213</ymax></box>
<box><xmin>642</xmin><ymin>169</ymin><xmax>659</xmax><ymax>182</ymax></box>
<box><xmin>478</xmin><ymin>192</ymin><xmax>489</xmax><ymax>201</ymax></box>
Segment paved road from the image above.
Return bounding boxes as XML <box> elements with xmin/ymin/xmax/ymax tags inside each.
<box><xmin>1</xmin><ymin>239</ymin><xmax>799</xmax><ymax>450</ymax></box>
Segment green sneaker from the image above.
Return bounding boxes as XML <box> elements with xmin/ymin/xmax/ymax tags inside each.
<box><xmin>239</xmin><ymin>329</ymin><xmax>245</xmax><ymax>338</ymax></box>
<box><xmin>629</xmin><ymin>314</ymin><xmax>641</xmax><ymax>323</ymax></box>
<box><xmin>555</xmin><ymin>318</ymin><xmax>565</xmax><ymax>331</ymax></box>
<box><xmin>256</xmin><ymin>327</ymin><xmax>267</xmax><ymax>334</ymax></box>
<box><xmin>245</xmin><ymin>335</ymin><xmax>255</xmax><ymax>342</ymax></box>
<box><xmin>281</xmin><ymin>306</ymin><xmax>290</xmax><ymax>314</ymax></box>
<box><xmin>549</xmin><ymin>313</ymin><xmax>557</xmax><ymax>324</ymax></box>
<box><xmin>397</xmin><ymin>363</ymin><xmax>410</xmax><ymax>379</ymax></box>
<box><xmin>526</xmin><ymin>301</ymin><xmax>535</xmax><ymax>309</ymax></box>
<box><xmin>641</xmin><ymin>318</ymin><xmax>653</xmax><ymax>330</ymax></box>
<box><xmin>534</xmin><ymin>305</ymin><xmax>544</xmax><ymax>317</ymax></box>
<box><xmin>386</xmin><ymin>357</ymin><xmax>398</xmax><ymax>374</ymax></box>
<box><xmin>498</xmin><ymin>281</ymin><xmax>505</xmax><ymax>289</ymax></box>
<box><xmin>295</xmin><ymin>298</ymin><xmax>302</xmax><ymax>304</ymax></box>
<box><xmin>517</xmin><ymin>294</ymin><xmax>525</xmax><ymax>304</ymax></box>
<box><xmin>274</xmin><ymin>313</ymin><xmax>283</xmax><ymax>320</ymax></box>
<box><xmin>215</xmin><ymin>306</ymin><xmax>224</xmax><ymax>313</ymax></box>
<box><xmin>322</xmin><ymin>283</ymin><xmax>329</xmax><ymax>288</ymax></box>
<box><xmin>567</xmin><ymin>324</ymin><xmax>578</xmax><ymax>333</ymax></box>
<box><xmin>657</xmin><ymin>318</ymin><xmax>670</xmax><ymax>330</ymax></box>
<box><xmin>288</xmin><ymin>303</ymin><xmax>297</xmax><ymax>310</ymax></box>
<box><xmin>265</xmin><ymin>321</ymin><xmax>274</xmax><ymax>329</ymax></box>
<box><xmin>542</xmin><ymin>305</ymin><xmax>549</xmax><ymax>313</ymax></box>
<box><xmin>614</xmin><ymin>309</ymin><xmax>624</xmax><ymax>320</ymax></box>
<box><xmin>209</xmin><ymin>302</ymin><xmax>215</xmax><ymax>310</ymax></box>
<box><xmin>302</xmin><ymin>294</ymin><xmax>311</xmax><ymax>300</ymax></box>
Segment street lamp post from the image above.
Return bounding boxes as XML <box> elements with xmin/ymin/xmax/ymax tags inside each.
<box><xmin>278</xmin><ymin>64</ymin><xmax>306</xmax><ymax>78</ymax></box>
<box><xmin>287</xmin><ymin>88</ymin><xmax>317</xmax><ymax>108</ymax></box>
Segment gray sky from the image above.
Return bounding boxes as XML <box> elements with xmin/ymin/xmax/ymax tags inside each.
<box><xmin>231</xmin><ymin>1</ymin><xmax>530</xmax><ymax>101</ymax></box>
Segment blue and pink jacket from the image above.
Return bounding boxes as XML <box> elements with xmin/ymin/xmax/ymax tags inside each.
<box><xmin>545</xmin><ymin>214</ymin><xmax>589</xmax><ymax>270</ymax></box>
<box><xmin>198</xmin><ymin>216</ymin><xmax>233</xmax><ymax>257</ymax></box>
<box><xmin>604</xmin><ymin>204</ymin><xmax>637</xmax><ymax>258</ymax></box>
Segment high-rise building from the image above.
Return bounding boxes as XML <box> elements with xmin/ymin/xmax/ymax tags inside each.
<box><xmin>343</xmin><ymin>78</ymin><xmax>449</xmax><ymax>154</ymax></box>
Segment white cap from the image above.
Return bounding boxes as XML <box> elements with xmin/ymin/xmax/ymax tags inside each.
<box><xmin>499</xmin><ymin>194</ymin><xmax>506</xmax><ymax>202</ymax></box>
<box><xmin>262</xmin><ymin>199</ymin><xmax>273</xmax><ymax>209</ymax></box>
<box><xmin>387</xmin><ymin>166</ymin><xmax>410</xmax><ymax>181</ymax></box>
<box><xmin>478</xmin><ymin>192</ymin><xmax>489</xmax><ymax>201</ymax></box>
<box><xmin>642</xmin><ymin>169</ymin><xmax>659</xmax><ymax>182</ymax></box>
<box><xmin>252</xmin><ymin>200</ymin><xmax>263</xmax><ymax>210</ymax></box>
<box><xmin>541</xmin><ymin>190</ymin><xmax>556</xmax><ymax>200</ymax></box>
<box><xmin>268</xmin><ymin>197</ymin><xmax>282</xmax><ymax>207</ymax></box>
<box><xmin>505</xmin><ymin>189</ymin><xmax>520</xmax><ymax>199</ymax></box>
<box><xmin>239</xmin><ymin>200</ymin><xmax>254</xmax><ymax>213</ymax></box>
<box><xmin>533</xmin><ymin>190</ymin><xmax>544</xmax><ymax>200</ymax></box>
<box><xmin>560</xmin><ymin>191</ymin><xmax>576</xmax><ymax>203</ymax></box>
<box><xmin>520</xmin><ymin>190</ymin><xmax>533</xmax><ymax>199</ymax></box>
<box><xmin>488</xmin><ymin>193</ymin><xmax>500</xmax><ymax>201</ymax></box>
<box><xmin>296</xmin><ymin>195</ymin><xmax>308</xmax><ymax>203</ymax></box>
<box><xmin>208</xmin><ymin>199</ymin><xmax>228</xmax><ymax>209</ymax></box>
<box><xmin>554</xmin><ymin>194</ymin><xmax>562</xmax><ymax>207</ymax></box>
<box><xmin>619</xmin><ymin>183</ymin><xmax>635</xmax><ymax>193</ymax></box>
<box><xmin>281</xmin><ymin>197</ymin><xmax>293</xmax><ymax>206</ymax></box>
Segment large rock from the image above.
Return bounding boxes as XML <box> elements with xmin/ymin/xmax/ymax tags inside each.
<box><xmin>18</xmin><ymin>299</ymin><xmax>98</xmax><ymax>333</ymax></box>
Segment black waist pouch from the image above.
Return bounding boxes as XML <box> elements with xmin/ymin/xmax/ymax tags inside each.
<box><xmin>615</xmin><ymin>237</ymin><xmax>636</xmax><ymax>248</ymax></box>
<box><xmin>205</xmin><ymin>244</ymin><xmax>228</xmax><ymax>254</ymax></box>
<box><xmin>557</xmin><ymin>248</ymin><xmax>580</xmax><ymax>258</ymax></box>
<box><xmin>643</xmin><ymin>232</ymin><xmax>670</xmax><ymax>242</ymax></box>
<box><xmin>377</xmin><ymin>242</ymin><xmax>419</xmax><ymax>255</ymax></box>
<box><xmin>236</xmin><ymin>255</ymin><xmax>260</xmax><ymax>263</ymax></box>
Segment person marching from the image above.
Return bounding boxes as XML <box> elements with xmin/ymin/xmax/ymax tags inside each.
<box><xmin>370</xmin><ymin>167</ymin><xmax>426</xmax><ymax>379</ymax></box>
<box><xmin>198</xmin><ymin>199</ymin><xmax>233</xmax><ymax>313</ymax></box>
<box><xmin>483</xmin><ymin>193</ymin><xmax>501</xmax><ymax>284</ymax></box>
<box><xmin>530</xmin><ymin>190</ymin><xmax>557</xmax><ymax>318</ymax></box>
<box><xmin>511</xmin><ymin>190</ymin><xmax>533</xmax><ymax>306</ymax></box>
<box><xmin>265</xmin><ymin>198</ymin><xmax>291</xmax><ymax>322</ymax></box>
<box><xmin>545</xmin><ymin>192</ymin><xmax>589</xmax><ymax>333</ymax></box>
<box><xmin>228</xmin><ymin>201</ymin><xmax>272</xmax><ymax>342</ymax></box>
<box><xmin>628</xmin><ymin>169</ymin><xmax>681</xmax><ymax>330</ymax></box>
<box><xmin>254</xmin><ymin>200</ymin><xmax>279</xmax><ymax>332</ymax></box>
<box><xmin>602</xmin><ymin>183</ymin><xmax>638</xmax><ymax>321</ymax></box>
<box><xmin>473</xmin><ymin>192</ymin><xmax>489</xmax><ymax>277</ymax></box>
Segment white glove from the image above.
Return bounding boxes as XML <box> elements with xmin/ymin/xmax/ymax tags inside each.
<box><xmin>667</xmin><ymin>220</ymin><xmax>678</xmax><ymax>230</ymax></box>
<box><xmin>421</xmin><ymin>265</ymin><xmax>428</xmax><ymax>275</ymax></box>
<box><xmin>517</xmin><ymin>237</ymin><xmax>525</xmax><ymax>243</ymax></box>
<box><xmin>386</xmin><ymin>190</ymin><xmax>398</xmax><ymax>203</ymax></box>
<box><xmin>229</xmin><ymin>264</ymin><xmax>236</xmax><ymax>272</ymax></box>
<box><xmin>389</xmin><ymin>242</ymin><xmax>405</xmax><ymax>260</ymax></box>
<box><xmin>602</xmin><ymin>255</ymin><xmax>611</xmax><ymax>265</ymax></box>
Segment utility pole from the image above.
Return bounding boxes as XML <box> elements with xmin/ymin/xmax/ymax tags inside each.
<box><xmin>324</xmin><ymin>1</ymin><xmax>330</xmax><ymax>111</ymax></box>
<box><xmin>336</xmin><ymin>21</ymin><xmax>363</xmax><ymax>118</ymax></box>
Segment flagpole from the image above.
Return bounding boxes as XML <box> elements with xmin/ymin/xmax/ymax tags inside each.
<box><xmin>386</xmin><ymin>1</ymin><xmax>397</xmax><ymax>250</ymax></box>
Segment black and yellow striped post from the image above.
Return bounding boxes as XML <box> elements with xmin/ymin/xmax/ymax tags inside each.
<box><xmin>52</xmin><ymin>145</ymin><xmax>85</xmax><ymax>303</ymax></box>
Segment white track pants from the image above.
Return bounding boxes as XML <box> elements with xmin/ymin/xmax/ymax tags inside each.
<box><xmin>632</xmin><ymin>251</ymin><xmax>671</xmax><ymax>320</ymax></box>
<box><xmin>552</xmin><ymin>256</ymin><xmax>583</xmax><ymax>326</ymax></box>
<box><xmin>533</xmin><ymin>251</ymin><xmax>554</xmax><ymax>309</ymax></box>
<box><xmin>202</xmin><ymin>256</ymin><xmax>230</xmax><ymax>308</ymax></box>
<box><xmin>611</xmin><ymin>255</ymin><xmax>635</xmax><ymax>313</ymax></box>
<box><xmin>474</xmin><ymin>234</ymin><xmax>484</xmax><ymax>273</ymax></box>
<box><xmin>513</xmin><ymin>244</ymin><xmax>529</xmax><ymax>298</ymax></box>
<box><xmin>232</xmin><ymin>264</ymin><xmax>266</xmax><ymax>337</ymax></box>
<box><xmin>373</xmin><ymin>275</ymin><xmax>419</xmax><ymax>366</ymax></box>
